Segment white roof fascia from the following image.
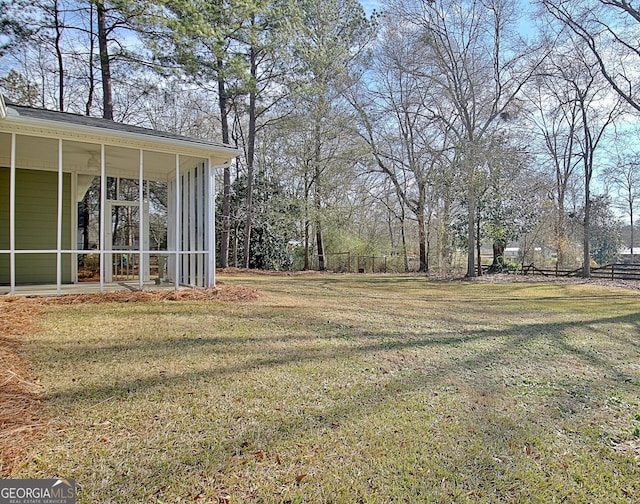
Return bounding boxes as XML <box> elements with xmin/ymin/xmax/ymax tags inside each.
<box><xmin>0</xmin><ymin>106</ymin><xmax>240</xmax><ymax>163</ymax></box>
<box><xmin>0</xmin><ymin>95</ymin><xmax>6</xmax><ymax>120</ymax></box>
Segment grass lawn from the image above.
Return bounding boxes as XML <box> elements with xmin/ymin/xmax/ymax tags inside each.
<box><xmin>14</xmin><ymin>273</ymin><xmax>640</xmax><ymax>502</ymax></box>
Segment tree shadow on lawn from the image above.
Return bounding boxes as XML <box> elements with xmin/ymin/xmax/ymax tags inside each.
<box><xmin>24</xmin><ymin>297</ymin><xmax>640</xmax><ymax>500</ymax></box>
<box><xmin>41</xmin><ymin>310</ymin><xmax>640</xmax><ymax>410</ymax></box>
<box><xmin>41</xmin><ymin>309</ymin><xmax>640</xmax><ymax>500</ymax></box>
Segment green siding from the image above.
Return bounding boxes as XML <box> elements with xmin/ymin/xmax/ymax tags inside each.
<box><xmin>0</xmin><ymin>168</ymin><xmax>72</xmax><ymax>284</ymax></box>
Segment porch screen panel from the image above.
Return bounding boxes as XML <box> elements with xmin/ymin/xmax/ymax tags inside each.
<box><xmin>0</xmin><ymin>168</ymin><xmax>71</xmax><ymax>284</ymax></box>
<box><xmin>173</xmin><ymin>163</ymin><xmax>208</xmax><ymax>288</ymax></box>
<box><xmin>0</xmin><ymin>133</ymin><xmax>9</xmax><ymax>282</ymax></box>
<box><xmin>195</xmin><ymin>163</ymin><xmax>207</xmax><ymax>288</ymax></box>
<box><xmin>205</xmin><ymin>160</ymin><xmax>216</xmax><ymax>288</ymax></box>
<box><xmin>188</xmin><ymin>168</ymin><xmax>196</xmax><ymax>286</ymax></box>
<box><xmin>181</xmin><ymin>169</ymin><xmax>189</xmax><ymax>284</ymax></box>
<box><xmin>196</xmin><ymin>163</ymin><xmax>204</xmax><ymax>288</ymax></box>
<box><xmin>163</xmin><ymin>162</ymin><xmax>211</xmax><ymax>288</ymax></box>
<box><xmin>167</xmin><ymin>178</ymin><xmax>176</xmax><ymax>284</ymax></box>
<box><xmin>189</xmin><ymin>165</ymin><xmax>206</xmax><ymax>288</ymax></box>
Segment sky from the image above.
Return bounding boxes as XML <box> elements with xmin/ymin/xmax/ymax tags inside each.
<box><xmin>359</xmin><ymin>0</ymin><xmax>538</xmax><ymax>40</ymax></box>
<box><xmin>359</xmin><ymin>0</ymin><xmax>381</xmax><ymax>15</ymax></box>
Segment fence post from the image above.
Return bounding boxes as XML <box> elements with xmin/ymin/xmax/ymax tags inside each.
<box><xmin>372</xmin><ymin>256</ymin><xmax>375</xmax><ymax>273</ymax></box>
<box><xmin>612</xmin><ymin>264</ymin><xmax>615</xmax><ymax>281</ymax></box>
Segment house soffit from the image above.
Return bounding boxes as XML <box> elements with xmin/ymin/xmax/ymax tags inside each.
<box><xmin>0</xmin><ymin>102</ymin><xmax>239</xmax><ymax>178</ymax></box>
<box><xmin>0</xmin><ymin>120</ymin><xmax>236</xmax><ymax>163</ymax></box>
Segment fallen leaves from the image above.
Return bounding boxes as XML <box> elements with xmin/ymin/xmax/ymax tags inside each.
<box><xmin>613</xmin><ymin>439</ymin><xmax>640</xmax><ymax>464</ymax></box>
<box><xmin>0</xmin><ymin>284</ymin><xmax>260</xmax><ymax>476</ymax></box>
<box><xmin>39</xmin><ymin>285</ymin><xmax>261</xmax><ymax>305</ymax></box>
<box><xmin>0</xmin><ymin>299</ymin><xmax>45</xmax><ymax>477</ymax></box>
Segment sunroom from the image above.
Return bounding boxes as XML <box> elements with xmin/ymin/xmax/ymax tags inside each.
<box><xmin>0</xmin><ymin>96</ymin><xmax>239</xmax><ymax>295</ymax></box>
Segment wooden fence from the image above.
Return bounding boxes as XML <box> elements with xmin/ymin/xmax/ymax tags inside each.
<box><xmin>514</xmin><ymin>263</ymin><xmax>640</xmax><ymax>281</ymax></box>
<box><xmin>323</xmin><ymin>253</ymin><xmax>640</xmax><ymax>280</ymax></box>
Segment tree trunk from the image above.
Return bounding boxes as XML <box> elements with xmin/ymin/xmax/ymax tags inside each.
<box><xmin>301</xmin><ymin>167</ymin><xmax>311</xmax><ymax>270</ymax></box>
<box><xmin>218</xmin><ymin>58</ymin><xmax>231</xmax><ymax>268</ymax></box>
<box><xmin>316</xmin><ymin>222</ymin><xmax>325</xmax><ymax>271</ymax></box>
<box><xmin>630</xmin><ymin>191</ymin><xmax>634</xmax><ymax>257</ymax></box>
<box><xmin>440</xmin><ymin>195</ymin><xmax>451</xmax><ymax>274</ymax></box>
<box><xmin>85</xmin><ymin>2</ymin><xmax>95</xmax><ymax>116</ymax></box>
<box><xmin>583</xmin><ymin>189</ymin><xmax>591</xmax><ymax>277</ymax></box>
<box><xmin>466</xmin><ymin>163</ymin><xmax>476</xmax><ymax>277</ymax></box>
<box><xmin>303</xmin><ymin>219</ymin><xmax>310</xmax><ymax>270</ymax></box>
<box><xmin>425</xmin><ymin>205</ymin><xmax>432</xmax><ymax>273</ymax></box>
<box><xmin>476</xmin><ymin>215</ymin><xmax>482</xmax><ymax>276</ymax></box>
<box><xmin>53</xmin><ymin>0</ymin><xmax>64</xmax><ymax>111</ymax></box>
<box><xmin>242</xmin><ymin>43</ymin><xmax>257</xmax><ymax>269</ymax></box>
<box><xmin>386</xmin><ymin>206</ymin><xmax>395</xmax><ymax>256</ymax></box>
<box><xmin>96</xmin><ymin>0</ymin><xmax>113</xmax><ymax>120</ymax></box>
<box><xmin>582</xmin><ymin>120</ymin><xmax>593</xmax><ymax>278</ymax></box>
<box><xmin>314</xmin><ymin>166</ymin><xmax>325</xmax><ymax>271</ymax></box>
<box><xmin>81</xmin><ymin>200</ymin><xmax>90</xmax><ymax>250</ymax></box>
<box><xmin>232</xmin><ymin>224</ymin><xmax>239</xmax><ymax>267</ymax></box>
<box><xmin>312</xmin><ymin>97</ymin><xmax>325</xmax><ymax>272</ymax></box>
<box><xmin>400</xmin><ymin>204</ymin><xmax>409</xmax><ymax>272</ymax></box>
<box><xmin>556</xmin><ymin>201</ymin><xmax>565</xmax><ymax>268</ymax></box>
<box><xmin>417</xmin><ymin>209</ymin><xmax>427</xmax><ymax>272</ymax></box>
<box><xmin>489</xmin><ymin>241</ymin><xmax>506</xmax><ymax>272</ymax></box>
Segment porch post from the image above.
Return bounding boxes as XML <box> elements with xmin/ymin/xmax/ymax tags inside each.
<box><xmin>139</xmin><ymin>149</ymin><xmax>144</xmax><ymax>291</ymax></box>
<box><xmin>182</xmin><ymin>166</ymin><xmax>189</xmax><ymax>285</ymax></box>
<box><xmin>70</xmin><ymin>173</ymin><xmax>78</xmax><ymax>284</ymax></box>
<box><xmin>100</xmin><ymin>144</ymin><xmax>106</xmax><ymax>292</ymax></box>
<box><xmin>205</xmin><ymin>158</ymin><xmax>216</xmax><ymax>288</ymax></box>
<box><xmin>9</xmin><ymin>133</ymin><xmax>16</xmax><ymax>295</ymax></box>
<box><xmin>56</xmin><ymin>139</ymin><xmax>63</xmax><ymax>295</ymax></box>
<box><xmin>175</xmin><ymin>154</ymin><xmax>180</xmax><ymax>290</ymax></box>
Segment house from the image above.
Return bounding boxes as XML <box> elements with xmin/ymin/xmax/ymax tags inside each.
<box><xmin>0</xmin><ymin>95</ymin><xmax>239</xmax><ymax>295</ymax></box>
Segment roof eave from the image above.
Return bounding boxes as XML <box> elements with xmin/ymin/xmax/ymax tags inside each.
<box><xmin>2</xmin><ymin>105</ymin><xmax>241</xmax><ymax>162</ymax></box>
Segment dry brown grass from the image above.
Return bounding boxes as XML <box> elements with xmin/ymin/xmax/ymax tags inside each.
<box><xmin>39</xmin><ymin>284</ymin><xmax>261</xmax><ymax>305</ymax></box>
<box><xmin>0</xmin><ymin>298</ymin><xmax>45</xmax><ymax>476</ymax></box>
<box><xmin>0</xmin><ymin>284</ymin><xmax>259</xmax><ymax>476</ymax></box>
<box><xmin>5</xmin><ymin>274</ymin><xmax>640</xmax><ymax>501</ymax></box>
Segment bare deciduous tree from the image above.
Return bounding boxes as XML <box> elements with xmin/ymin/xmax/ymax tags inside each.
<box><xmin>540</xmin><ymin>0</ymin><xmax>640</xmax><ymax>114</ymax></box>
<box><xmin>607</xmin><ymin>151</ymin><xmax>640</xmax><ymax>255</ymax></box>
<box><xmin>349</xmin><ymin>16</ymin><xmax>447</xmax><ymax>272</ymax></box>
<box><xmin>387</xmin><ymin>0</ymin><xmax>545</xmax><ymax>276</ymax></box>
